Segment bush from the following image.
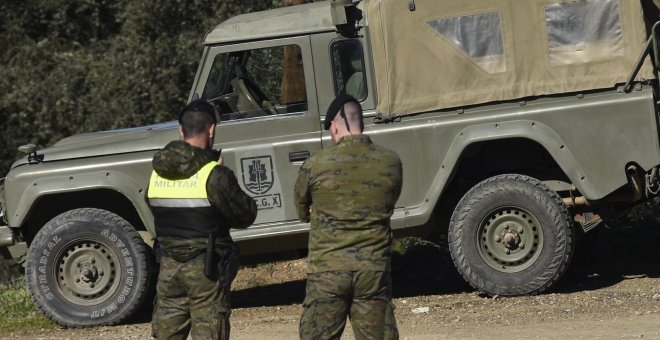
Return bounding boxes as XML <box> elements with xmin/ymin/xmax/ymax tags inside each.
<box><xmin>0</xmin><ymin>0</ymin><xmax>293</xmax><ymax>175</ymax></box>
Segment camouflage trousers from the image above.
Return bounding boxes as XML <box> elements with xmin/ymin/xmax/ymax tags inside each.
<box><xmin>152</xmin><ymin>254</ymin><xmax>232</xmax><ymax>340</ymax></box>
<box><xmin>299</xmin><ymin>271</ymin><xmax>399</xmax><ymax>340</ymax></box>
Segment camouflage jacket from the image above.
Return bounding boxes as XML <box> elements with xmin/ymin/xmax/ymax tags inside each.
<box><xmin>149</xmin><ymin>140</ymin><xmax>257</xmax><ymax>244</ymax></box>
<box><xmin>294</xmin><ymin>135</ymin><xmax>403</xmax><ymax>273</ymax></box>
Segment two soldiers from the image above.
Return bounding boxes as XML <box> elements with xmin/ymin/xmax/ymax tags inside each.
<box><xmin>148</xmin><ymin>94</ymin><xmax>402</xmax><ymax>339</ymax></box>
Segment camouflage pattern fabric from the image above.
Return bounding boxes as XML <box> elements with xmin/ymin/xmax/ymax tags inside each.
<box><xmin>299</xmin><ymin>271</ymin><xmax>399</xmax><ymax>340</ymax></box>
<box><xmin>152</xmin><ymin>140</ymin><xmax>216</xmax><ymax>181</ymax></box>
<box><xmin>294</xmin><ymin>134</ymin><xmax>402</xmax><ymax>339</ymax></box>
<box><xmin>152</xmin><ymin>254</ymin><xmax>233</xmax><ymax>340</ymax></box>
<box><xmin>293</xmin><ymin>135</ymin><xmax>403</xmax><ymax>273</ymax></box>
<box><xmin>157</xmin><ymin>236</ymin><xmax>239</xmax><ymax>286</ymax></box>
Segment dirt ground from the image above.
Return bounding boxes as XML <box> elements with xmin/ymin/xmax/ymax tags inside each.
<box><xmin>6</xmin><ymin>223</ymin><xmax>660</xmax><ymax>340</ymax></box>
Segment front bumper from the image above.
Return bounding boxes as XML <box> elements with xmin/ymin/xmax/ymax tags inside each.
<box><xmin>0</xmin><ymin>177</ymin><xmax>16</xmax><ymax>248</ymax></box>
<box><xmin>0</xmin><ymin>177</ymin><xmax>26</xmax><ymax>262</ymax></box>
<box><xmin>0</xmin><ymin>177</ymin><xmax>10</xmax><ymax>247</ymax></box>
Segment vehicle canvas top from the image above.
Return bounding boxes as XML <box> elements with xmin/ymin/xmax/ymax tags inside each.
<box><xmin>367</xmin><ymin>0</ymin><xmax>653</xmax><ymax>116</ymax></box>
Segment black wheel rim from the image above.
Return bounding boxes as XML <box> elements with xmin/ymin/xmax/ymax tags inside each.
<box><xmin>477</xmin><ymin>206</ymin><xmax>544</xmax><ymax>273</ymax></box>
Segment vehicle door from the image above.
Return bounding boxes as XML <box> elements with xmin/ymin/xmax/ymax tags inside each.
<box><xmin>189</xmin><ymin>36</ymin><xmax>321</xmax><ymax>243</ymax></box>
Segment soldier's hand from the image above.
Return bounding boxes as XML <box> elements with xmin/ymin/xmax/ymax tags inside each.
<box><xmin>213</xmin><ymin>149</ymin><xmax>224</xmax><ymax>165</ymax></box>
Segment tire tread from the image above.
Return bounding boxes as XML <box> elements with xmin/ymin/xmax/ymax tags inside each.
<box><xmin>448</xmin><ymin>174</ymin><xmax>575</xmax><ymax>296</ymax></box>
<box><xmin>26</xmin><ymin>208</ymin><xmax>152</xmax><ymax>328</ymax></box>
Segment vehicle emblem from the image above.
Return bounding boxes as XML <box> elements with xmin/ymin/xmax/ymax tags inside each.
<box><xmin>241</xmin><ymin>156</ymin><xmax>274</xmax><ymax>195</ymax></box>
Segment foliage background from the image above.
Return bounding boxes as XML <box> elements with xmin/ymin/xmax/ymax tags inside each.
<box><xmin>0</xmin><ymin>0</ymin><xmax>310</xmax><ymax>175</ymax></box>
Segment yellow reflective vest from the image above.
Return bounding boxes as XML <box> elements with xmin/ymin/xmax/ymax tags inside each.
<box><xmin>147</xmin><ymin>161</ymin><xmax>221</xmax><ymax>238</ymax></box>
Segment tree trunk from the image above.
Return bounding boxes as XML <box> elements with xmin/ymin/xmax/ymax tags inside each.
<box><xmin>281</xmin><ymin>0</ymin><xmax>307</xmax><ymax>104</ymax></box>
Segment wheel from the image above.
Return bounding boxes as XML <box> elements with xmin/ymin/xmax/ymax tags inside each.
<box><xmin>25</xmin><ymin>208</ymin><xmax>153</xmax><ymax>327</ymax></box>
<box><xmin>448</xmin><ymin>174</ymin><xmax>575</xmax><ymax>296</ymax></box>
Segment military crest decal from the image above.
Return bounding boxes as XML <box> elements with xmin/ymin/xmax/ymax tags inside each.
<box><xmin>241</xmin><ymin>156</ymin><xmax>274</xmax><ymax>195</ymax></box>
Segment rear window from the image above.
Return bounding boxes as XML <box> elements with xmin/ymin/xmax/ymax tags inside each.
<box><xmin>427</xmin><ymin>11</ymin><xmax>506</xmax><ymax>74</ymax></box>
<box><xmin>544</xmin><ymin>0</ymin><xmax>624</xmax><ymax>66</ymax></box>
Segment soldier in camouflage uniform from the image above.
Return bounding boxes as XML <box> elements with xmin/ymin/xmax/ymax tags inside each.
<box><xmin>147</xmin><ymin>99</ymin><xmax>257</xmax><ymax>339</ymax></box>
<box><xmin>294</xmin><ymin>94</ymin><xmax>403</xmax><ymax>340</ymax></box>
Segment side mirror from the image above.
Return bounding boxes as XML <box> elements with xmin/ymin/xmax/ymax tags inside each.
<box><xmin>18</xmin><ymin>144</ymin><xmax>43</xmax><ymax>164</ymax></box>
<box><xmin>18</xmin><ymin>144</ymin><xmax>37</xmax><ymax>155</ymax></box>
<box><xmin>330</xmin><ymin>0</ymin><xmax>362</xmax><ymax>38</ymax></box>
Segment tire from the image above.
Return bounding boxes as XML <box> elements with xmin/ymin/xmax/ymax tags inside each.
<box><xmin>448</xmin><ymin>174</ymin><xmax>575</xmax><ymax>296</ymax></box>
<box><xmin>25</xmin><ymin>208</ymin><xmax>153</xmax><ymax>327</ymax></box>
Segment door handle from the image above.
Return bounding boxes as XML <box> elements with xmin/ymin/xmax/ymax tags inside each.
<box><xmin>289</xmin><ymin>151</ymin><xmax>310</xmax><ymax>163</ymax></box>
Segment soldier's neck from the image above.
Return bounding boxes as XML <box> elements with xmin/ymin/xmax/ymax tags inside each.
<box><xmin>184</xmin><ymin>136</ymin><xmax>211</xmax><ymax>150</ymax></box>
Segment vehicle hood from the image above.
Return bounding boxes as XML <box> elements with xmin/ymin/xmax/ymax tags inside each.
<box><xmin>12</xmin><ymin>121</ymin><xmax>180</xmax><ymax>168</ymax></box>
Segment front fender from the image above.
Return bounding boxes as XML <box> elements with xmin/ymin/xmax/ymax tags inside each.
<box><xmin>4</xmin><ymin>152</ymin><xmax>156</xmax><ymax>235</ymax></box>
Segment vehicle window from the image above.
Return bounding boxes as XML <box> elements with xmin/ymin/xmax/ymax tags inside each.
<box><xmin>544</xmin><ymin>0</ymin><xmax>623</xmax><ymax>66</ymax></box>
<box><xmin>331</xmin><ymin>39</ymin><xmax>367</xmax><ymax>101</ymax></box>
<box><xmin>202</xmin><ymin>44</ymin><xmax>308</xmax><ymax>121</ymax></box>
<box><xmin>427</xmin><ymin>11</ymin><xmax>506</xmax><ymax>74</ymax></box>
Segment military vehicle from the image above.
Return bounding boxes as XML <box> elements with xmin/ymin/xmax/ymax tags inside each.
<box><xmin>1</xmin><ymin>0</ymin><xmax>660</xmax><ymax>327</ymax></box>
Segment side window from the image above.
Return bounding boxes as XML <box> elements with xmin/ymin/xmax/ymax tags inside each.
<box><xmin>331</xmin><ymin>40</ymin><xmax>367</xmax><ymax>101</ymax></box>
<box><xmin>544</xmin><ymin>0</ymin><xmax>623</xmax><ymax>66</ymax></box>
<box><xmin>202</xmin><ymin>44</ymin><xmax>308</xmax><ymax>121</ymax></box>
<box><xmin>427</xmin><ymin>12</ymin><xmax>506</xmax><ymax>74</ymax></box>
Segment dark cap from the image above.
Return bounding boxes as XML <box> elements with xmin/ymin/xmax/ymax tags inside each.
<box><xmin>324</xmin><ymin>94</ymin><xmax>360</xmax><ymax>130</ymax></box>
<box><xmin>178</xmin><ymin>99</ymin><xmax>217</xmax><ymax>124</ymax></box>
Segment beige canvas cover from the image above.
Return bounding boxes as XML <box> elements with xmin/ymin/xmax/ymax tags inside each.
<box><xmin>367</xmin><ymin>0</ymin><xmax>653</xmax><ymax>116</ymax></box>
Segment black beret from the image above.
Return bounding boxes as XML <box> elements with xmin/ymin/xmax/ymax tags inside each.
<box><xmin>178</xmin><ymin>99</ymin><xmax>217</xmax><ymax>124</ymax></box>
<box><xmin>324</xmin><ymin>94</ymin><xmax>360</xmax><ymax>130</ymax></box>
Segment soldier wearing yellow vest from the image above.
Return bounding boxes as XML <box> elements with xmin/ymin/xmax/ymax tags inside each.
<box><xmin>147</xmin><ymin>100</ymin><xmax>257</xmax><ymax>340</ymax></box>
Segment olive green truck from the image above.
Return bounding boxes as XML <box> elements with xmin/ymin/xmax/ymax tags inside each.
<box><xmin>2</xmin><ymin>0</ymin><xmax>660</xmax><ymax>327</ymax></box>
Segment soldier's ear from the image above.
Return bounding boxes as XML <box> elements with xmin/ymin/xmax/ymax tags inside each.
<box><xmin>178</xmin><ymin>126</ymin><xmax>185</xmax><ymax>140</ymax></box>
<box><xmin>332</xmin><ymin>120</ymin><xmax>342</xmax><ymax>135</ymax></box>
<box><xmin>329</xmin><ymin>120</ymin><xmax>340</xmax><ymax>144</ymax></box>
<box><xmin>207</xmin><ymin>124</ymin><xmax>216</xmax><ymax>147</ymax></box>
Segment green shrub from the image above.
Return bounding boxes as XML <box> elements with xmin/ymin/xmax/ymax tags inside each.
<box><xmin>0</xmin><ymin>0</ymin><xmax>298</xmax><ymax>175</ymax></box>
